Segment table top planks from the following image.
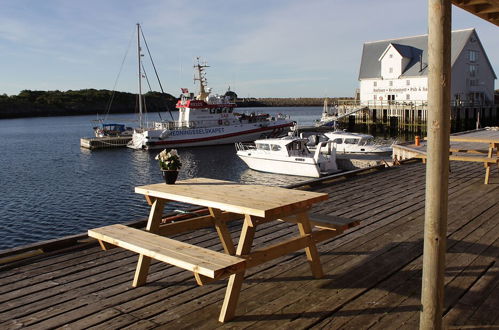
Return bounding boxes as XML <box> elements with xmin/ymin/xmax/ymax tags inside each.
<box><xmin>449</xmin><ymin>130</ymin><xmax>499</xmax><ymax>144</ymax></box>
<box><xmin>135</xmin><ymin>177</ymin><xmax>329</xmax><ymax>218</ymax></box>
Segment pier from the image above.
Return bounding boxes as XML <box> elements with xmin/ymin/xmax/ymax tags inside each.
<box><xmin>80</xmin><ymin>136</ymin><xmax>132</xmax><ymax>150</ymax></box>
<box><xmin>332</xmin><ymin>100</ymin><xmax>498</xmax><ymax>132</ymax></box>
<box><xmin>1</xmin><ymin>159</ymin><xmax>498</xmax><ymax>329</ymax></box>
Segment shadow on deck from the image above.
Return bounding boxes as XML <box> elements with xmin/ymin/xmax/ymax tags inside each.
<box><xmin>0</xmin><ymin>160</ymin><xmax>498</xmax><ymax>329</ymax></box>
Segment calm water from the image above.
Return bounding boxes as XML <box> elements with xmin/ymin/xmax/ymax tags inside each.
<box><xmin>0</xmin><ymin>107</ymin><xmax>327</xmax><ymax>250</ymax></box>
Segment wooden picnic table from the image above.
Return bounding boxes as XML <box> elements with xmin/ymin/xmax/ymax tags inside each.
<box><xmin>88</xmin><ymin>177</ymin><xmax>360</xmax><ymax>322</ymax></box>
<box><xmin>419</xmin><ymin>134</ymin><xmax>499</xmax><ymax>184</ymax></box>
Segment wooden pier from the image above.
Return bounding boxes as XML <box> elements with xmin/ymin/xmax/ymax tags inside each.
<box><xmin>80</xmin><ymin>136</ymin><xmax>132</xmax><ymax>150</ymax></box>
<box><xmin>0</xmin><ymin>161</ymin><xmax>498</xmax><ymax>329</ymax></box>
<box><xmin>334</xmin><ymin>101</ymin><xmax>498</xmax><ymax>132</ymax></box>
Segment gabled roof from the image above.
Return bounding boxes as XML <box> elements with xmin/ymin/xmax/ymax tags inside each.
<box><xmin>358</xmin><ymin>28</ymin><xmax>496</xmax><ymax>80</ymax></box>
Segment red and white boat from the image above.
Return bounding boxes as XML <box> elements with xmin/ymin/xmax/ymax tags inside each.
<box><xmin>128</xmin><ymin>58</ymin><xmax>294</xmax><ymax>150</ymax></box>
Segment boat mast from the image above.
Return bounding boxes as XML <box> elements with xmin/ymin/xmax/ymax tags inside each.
<box><xmin>194</xmin><ymin>57</ymin><xmax>210</xmax><ymax>101</ymax></box>
<box><xmin>137</xmin><ymin>23</ymin><xmax>143</xmax><ymax>128</ymax></box>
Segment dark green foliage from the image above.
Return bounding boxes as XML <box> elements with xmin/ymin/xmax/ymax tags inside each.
<box><xmin>0</xmin><ymin>89</ymin><xmax>178</xmax><ymax>119</ymax></box>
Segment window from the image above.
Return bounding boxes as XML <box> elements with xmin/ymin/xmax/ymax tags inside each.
<box><xmin>469</xmin><ymin>64</ymin><xmax>478</xmax><ymax>77</ymax></box>
<box><xmin>332</xmin><ymin>138</ymin><xmax>343</xmax><ymax>144</ymax></box>
<box><xmin>256</xmin><ymin>143</ymin><xmax>270</xmax><ymax>151</ymax></box>
<box><xmin>373</xmin><ymin>95</ymin><xmax>377</xmax><ymax>101</ymax></box>
<box><xmin>373</xmin><ymin>81</ymin><xmax>377</xmax><ymax>87</ymax></box>
<box><xmin>389</xmin><ymin>67</ymin><xmax>393</xmax><ymax>73</ymax></box>
<box><xmin>406</xmin><ymin>80</ymin><xmax>410</xmax><ymax>86</ymax></box>
<box><xmin>389</xmin><ymin>54</ymin><xmax>393</xmax><ymax>58</ymax></box>
<box><xmin>389</xmin><ymin>81</ymin><xmax>393</xmax><ymax>87</ymax></box>
<box><xmin>344</xmin><ymin>138</ymin><xmax>359</xmax><ymax>144</ymax></box>
<box><xmin>469</xmin><ymin>50</ymin><xmax>478</xmax><ymax>62</ymax></box>
<box><xmin>270</xmin><ymin>144</ymin><xmax>281</xmax><ymax>151</ymax></box>
<box><xmin>406</xmin><ymin>94</ymin><xmax>410</xmax><ymax>100</ymax></box>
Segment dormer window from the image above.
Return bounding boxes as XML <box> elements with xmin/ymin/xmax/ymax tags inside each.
<box><xmin>389</xmin><ymin>54</ymin><xmax>393</xmax><ymax>58</ymax></box>
<box><xmin>389</xmin><ymin>81</ymin><xmax>393</xmax><ymax>86</ymax></box>
<box><xmin>389</xmin><ymin>67</ymin><xmax>393</xmax><ymax>73</ymax></box>
<box><xmin>373</xmin><ymin>81</ymin><xmax>377</xmax><ymax>87</ymax></box>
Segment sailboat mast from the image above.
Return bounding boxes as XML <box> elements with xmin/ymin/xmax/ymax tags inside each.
<box><xmin>137</xmin><ymin>23</ymin><xmax>143</xmax><ymax>128</ymax></box>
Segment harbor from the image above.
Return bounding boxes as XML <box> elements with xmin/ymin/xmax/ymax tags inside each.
<box><xmin>0</xmin><ymin>1</ymin><xmax>497</xmax><ymax>328</ymax></box>
<box><xmin>1</xmin><ymin>159</ymin><xmax>497</xmax><ymax>328</ymax></box>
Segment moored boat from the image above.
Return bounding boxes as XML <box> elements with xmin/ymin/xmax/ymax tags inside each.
<box><xmin>322</xmin><ymin>131</ymin><xmax>392</xmax><ymax>154</ymax></box>
<box><xmin>92</xmin><ymin>122</ymin><xmax>134</xmax><ymax>137</ymax></box>
<box><xmin>235</xmin><ymin>136</ymin><xmax>339</xmax><ymax>177</ymax></box>
<box><xmin>128</xmin><ymin>58</ymin><xmax>294</xmax><ymax>150</ymax></box>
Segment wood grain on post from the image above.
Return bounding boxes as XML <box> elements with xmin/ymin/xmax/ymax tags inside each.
<box><xmin>420</xmin><ymin>0</ymin><xmax>451</xmax><ymax>329</ymax></box>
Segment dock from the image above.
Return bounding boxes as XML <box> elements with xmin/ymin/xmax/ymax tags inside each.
<box><xmin>80</xmin><ymin>136</ymin><xmax>132</xmax><ymax>150</ymax></box>
<box><xmin>1</xmin><ymin>160</ymin><xmax>498</xmax><ymax>329</ymax></box>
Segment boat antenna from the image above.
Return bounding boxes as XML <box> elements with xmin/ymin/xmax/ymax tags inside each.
<box><xmin>137</xmin><ymin>23</ymin><xmax>144</xmax><ymax>129</ymax></box>
<box><xmin>140</xmin><ymin>26</ymin><xmax>174</xmax><ymax>121</ymax></box>
<box><xmin>193</xmin><ymin>57</ymin><xmax>210</xmax><ymax>100</ymax></box>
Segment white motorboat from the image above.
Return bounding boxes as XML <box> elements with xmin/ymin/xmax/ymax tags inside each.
<box><xmin>128</xmin><ymin>55</ymin><xmax>294</xmax><ymax>150</ymax></box>
<box><xmin>322</xmin><ymin>131</ymin><xmax>392</xmax><ymax>154</ymax></box>
<box><xmin>235</xmin><ymin>136</ymin><xmax>339</xmax><ymax>177</ymax></box>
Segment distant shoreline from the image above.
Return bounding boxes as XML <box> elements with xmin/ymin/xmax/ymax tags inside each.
<box><xmin>0</xmin><ymin>89</ymin><xmax>351</xmax><ymax>119</ymax></box>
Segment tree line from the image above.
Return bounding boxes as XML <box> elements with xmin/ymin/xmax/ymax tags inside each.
<box><xmin>0</xmin><ymin>89</ymin><xmax>353</xmax><ymax>119</ymax></box>
<box><xmin>0</xmin><ymin>89</ymin><xmax>177</xmax><ymax>119</ymax></box>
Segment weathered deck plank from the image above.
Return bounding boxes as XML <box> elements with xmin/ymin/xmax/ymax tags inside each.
<box><xmin>0</xmin><ymin>161</ymin><xmax>497</xmax><ymax>329</ymax></box>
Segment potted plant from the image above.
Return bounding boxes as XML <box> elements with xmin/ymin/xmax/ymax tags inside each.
<box><xmin>155</xmin><ymin>149</ymin><xmax>182</xmax><ymax>184</ymax></box>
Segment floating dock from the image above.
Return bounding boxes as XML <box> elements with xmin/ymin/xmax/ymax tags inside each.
<box><xmin>80</xmin><ymin>136</ymin><xmax>132</xmax><ymax>150</ymax></box>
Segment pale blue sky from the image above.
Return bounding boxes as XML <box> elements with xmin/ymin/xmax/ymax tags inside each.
<box><xmin>1</xmin><ymin>0</ymin><xmax>497</xmax><ymax>97</ymax></box>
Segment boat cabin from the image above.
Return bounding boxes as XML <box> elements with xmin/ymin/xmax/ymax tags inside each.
<box><xmin>254</xmin><ymin>138</ymin><xmax>312</xmax><ymax>157</ymax></box>
<box><xmin>325</xmin><ymin>132</ymin><xmax>375</xmax><ymax>147</ymax></box>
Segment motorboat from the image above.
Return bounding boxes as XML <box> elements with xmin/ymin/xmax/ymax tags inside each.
<box><xmin>92</xmin><ymin>122</ymin><xmax>134</xmax><ymax>137</ymax></box>
<box><xmin>322</xmin><ymin>131</ymin><xmax>392</xmax><ymax>154</ymax></box>
<box><xmin>128</xmin><ymin>56</ymin><xmax>294</xmax><ymax>150</ymax></box>
<box><xmin>235</xmin><ymin>136</ymin><xmax>339</xmax><ymax>177</ymax></box>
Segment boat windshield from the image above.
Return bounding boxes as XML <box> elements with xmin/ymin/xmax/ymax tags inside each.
<box><xmin>344</xmin><ymin>138</ymin><xmax>360</xmax><ymax>144</ymax></box>
<box><xmin>359</xmin><ymin>138</ymin><xmax>374</xmax><ymax>146</ymax></box>
<box><xmin>256</xmin><ymin>143</ymin><xmax>270</xmax><ymax>151</ymax></box>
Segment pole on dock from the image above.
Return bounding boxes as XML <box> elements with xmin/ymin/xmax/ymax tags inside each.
<box><xmin>420</xmin><ymin>1</ymin><xmax>451</xmax><ymax>329</ymax></box>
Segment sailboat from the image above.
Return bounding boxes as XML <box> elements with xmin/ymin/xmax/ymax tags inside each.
<box><xmin>127</xmin><ymin>38</ymin><xmax>294</xmax><ymax>150</ymax></box>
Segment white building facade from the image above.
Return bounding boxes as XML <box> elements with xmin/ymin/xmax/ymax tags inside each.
<box><xmin>358</xmin><ymin>29</ymin><xmax>496</xmax><ymax>107</ymax></box>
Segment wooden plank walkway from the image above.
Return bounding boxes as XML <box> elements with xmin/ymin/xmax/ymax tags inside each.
<box><xmin>0</xmin><ymin>160</ymin><xmax>498</xmax><ymax>329</ymax></box>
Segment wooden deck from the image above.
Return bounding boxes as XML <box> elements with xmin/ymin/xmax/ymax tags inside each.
<box><xmin>1</xmin><ymin>160</ymin><xmax>498</xmax><ymax>329</ymax></box>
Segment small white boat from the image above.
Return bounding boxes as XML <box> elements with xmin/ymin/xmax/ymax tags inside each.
<box><xmin>235</xmin><ymin>137</ymin><xmax>339</xmax><ymax>177</ymax></box>
<box><xmin>323</xmin><ymin>131</ymin><xmax>392</xmax><ymax>154</ymax></box>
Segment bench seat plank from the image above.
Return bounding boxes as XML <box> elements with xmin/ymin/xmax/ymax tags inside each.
<box><xmin>88</xmin><ymin>224</ymin><xmax>246</xmax><ymax>279</ymax></box>
<box><xmin>308</xmin><ymin>213</ymin><xmax>360</xmax><ymax>231</ymax></box>
<box><xmin>414</xmin><ymin>154</ymin><xmax>497</xmax><ymax>164</ymax></box>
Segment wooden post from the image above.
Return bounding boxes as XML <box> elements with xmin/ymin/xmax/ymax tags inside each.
<box><xmin>420</xmin><ymin>1</ymin><xmax>451</xmax><ymax>329</ymax></box>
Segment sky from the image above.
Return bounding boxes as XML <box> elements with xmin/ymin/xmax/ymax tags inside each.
<box><xmin>0</xmin><ymin>0</ymin><xmax>497</xmax><ymax>98</ymax></box>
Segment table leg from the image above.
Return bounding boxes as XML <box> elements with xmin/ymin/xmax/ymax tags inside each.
<box><xmin>209</xmin><ymin>207</ymin><xmax>236</xmax><ymax>255</ymax></box>
<box><xmin>133</xmin><ymin>198</ymin><xmax>165</xmax><ymax>287</ymax></box>
<box><xmin>296</xmin><ymin>212</ymin><xmax>324</xmax><ymax>279</ymax></box>
<box><xmin>219</xmin><ymin>214</ymin><xmax>256</xmax><ymax>322</ymax></box>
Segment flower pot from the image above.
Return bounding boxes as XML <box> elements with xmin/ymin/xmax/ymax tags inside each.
<box><xmin>161</xmin><ymin>170</ymin><xmax>179</xmax><ymax>184</ymax></box>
